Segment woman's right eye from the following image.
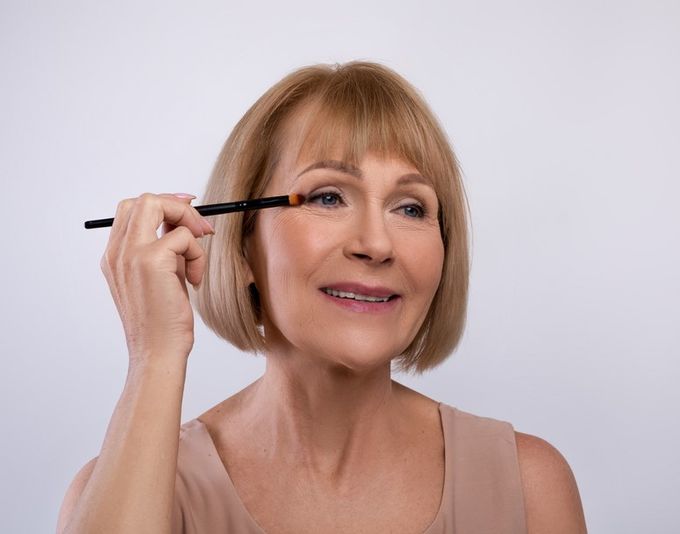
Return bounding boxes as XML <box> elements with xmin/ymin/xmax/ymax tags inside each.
<box><xmin>307</xmin><ymin>191</ymin><xmax>344</xmax><ymax>207</ymax></box>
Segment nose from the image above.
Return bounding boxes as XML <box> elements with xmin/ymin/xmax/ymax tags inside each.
<box><xmin>343</xmin><ymin>206</ymin><xmax>394</xmax><ymax>265</ymax></box>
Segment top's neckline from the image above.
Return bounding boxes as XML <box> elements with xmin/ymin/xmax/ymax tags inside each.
<box><xmin>186</xmin><ymin>401</ymin><xmax>450</xmax><ymax>534</ymax></box>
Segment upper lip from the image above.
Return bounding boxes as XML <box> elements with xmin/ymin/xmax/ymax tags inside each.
<box><xmin>321</xmin><ymin>282</ymin><xmax>399</xmax><ymax>298</ymax></box>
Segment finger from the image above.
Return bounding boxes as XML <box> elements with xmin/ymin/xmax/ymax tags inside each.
<box><xmin>160</xmin><ymin>221</ymin><xmax>176</xmax><ymax>237</ymax></box>
<box><xmin>176</xmin><ymin>254</ymin><xmax>187</xmax><ymax>285</ymax></box>
<box><xmin>109</xmin><ymin>197</ymin><xmax>137</xmax><ymax>246</ymax></box>
<box><xmin>157</xmin><ymin>194</ymin><xmax>205</xmax><ymax>239</ymax></box>
<box><xmin>153</xmin><ymin>226</ymin><xmax>207</xmax><ymax>288</ymax></box>
<box><xmin>175</xmin><ymin>254</ymin><xmax>189</xmax><ymax>299</ymax></box>
<box><xmin>157</xmin><ymin>194</ymin><xmax>214</xmax><ymax>236</ymax></box>
<box><xmin>102</xmin><ymin>198</ymin><xmax>137</xmax><ymax>284</ymax></box>
<box><xmin>125</xmin><ymin>193</ymin><xmax>207</xmax><ymax>246</ymax></box>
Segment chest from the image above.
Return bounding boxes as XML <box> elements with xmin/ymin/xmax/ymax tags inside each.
<box><xmin>223</xmin><ymin>444</ymin><xmax>445</xmax><ymax>534</ymax></box>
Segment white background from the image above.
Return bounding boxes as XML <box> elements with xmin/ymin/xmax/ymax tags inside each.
<box><xmin>1</xmin><ymin>1</ymin><xmax>678</xmax><ymax>532</ymax></box>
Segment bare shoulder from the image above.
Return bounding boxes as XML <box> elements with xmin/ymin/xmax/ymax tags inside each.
<box><xmin>56</xmin><ymin>456</ymin><xmax>98</xmax><ymax>533</ymax></box>
<box><xmin>197</xmin><ymin>380</ymin><xmax>261</xmax><ymax>427</ymax></box>
<box><xmin>515</xmin><ymin>432</ymin><xmax>587</xmax><ymax>533</ymax></box>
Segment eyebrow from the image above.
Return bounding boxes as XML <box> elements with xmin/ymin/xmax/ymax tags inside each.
<box><xmin>297</xmin><ymin>160</ymin><xmax>362</xmax><ymax>179</ymax></box>
<box><xmin>296</xmin><ymin>159</ymin><xmax>432</xmax><ymax>187</ymax></box>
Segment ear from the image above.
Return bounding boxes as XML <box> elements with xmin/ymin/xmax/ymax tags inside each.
<box><xmin>241</xmin><ymin>235</ymin><xmax>262</xmax><ymax>324</ymax></box>
<box><xmin>241</xmin><ymin>235</ymin><xmax>256</xmax><ymax>286</ymax></box>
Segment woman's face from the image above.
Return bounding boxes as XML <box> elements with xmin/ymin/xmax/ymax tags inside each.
<box><xmin>244</xmin><ymin>130</ymin><xmax>445</xmax><ymax>371</ymax></box>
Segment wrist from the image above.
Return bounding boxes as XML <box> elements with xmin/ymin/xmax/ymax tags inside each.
<box><xmin>127</xmin><ymin>353</ymin><xmax>189</xmax><ymax>382</ymax></box>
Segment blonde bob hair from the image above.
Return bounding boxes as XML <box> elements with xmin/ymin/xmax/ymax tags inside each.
<box><xmin>192</xmin><ymin>61</ymin><xmax>471</xmax><ymax>375</ymax></box>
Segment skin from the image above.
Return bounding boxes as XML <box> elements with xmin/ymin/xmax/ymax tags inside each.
<box><xmin>57</xmin><ymin>194</ymin><xmax>213</xmax><ymax>533</ymax></box>
<box><xmin>197</xmin><ymin>141</ymin><xmax>449</xmax><ymax>531</ymax></box>
<box><xmin>200</xmin><ymin>114</ymin><xmax>587</xmax><ymax>530</ymax></box>
<box><xmin>57</xmin><ymin>107</ymin><xmax>587</xmax><ymax>532</ymax></box>
<box><xmin>230</xmin><ymin>148</ymin><xmax>445</xmax><ymax>480</ymax></box>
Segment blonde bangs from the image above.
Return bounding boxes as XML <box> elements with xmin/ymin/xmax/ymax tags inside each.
<box><xmin>296</xmin><ymin>92</ymin><xmax>422</xmax><ymax>167</ymax></box>
<box><xmin>283</xmin><ymin>79</ymin><xmax>454</xmax><ymax>248</ymax></box>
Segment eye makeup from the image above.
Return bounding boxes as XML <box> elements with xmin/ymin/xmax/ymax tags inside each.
<box><xmin>304</xmin><ymin>184</ymin><xmax>436</xmax><ymax>220</ymax></box>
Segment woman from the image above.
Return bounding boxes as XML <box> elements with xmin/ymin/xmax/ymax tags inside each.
<box><xmin>57</xmin><ymin>61</ymin><xmax>587</xmax><ymax>533</ymax></box>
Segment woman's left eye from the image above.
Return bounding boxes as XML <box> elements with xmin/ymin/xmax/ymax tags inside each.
<box><xmin>400</xmin><ymin>204</ymin><xmax>426</xmax><ymax>218</ymax></box>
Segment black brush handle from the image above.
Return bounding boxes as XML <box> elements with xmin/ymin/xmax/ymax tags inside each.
<box><xmin>83</xmin><ymin>195</ymin><xmax>292</xmax><ymax>229</ymax></box>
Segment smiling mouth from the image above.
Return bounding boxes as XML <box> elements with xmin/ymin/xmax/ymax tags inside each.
<box><xmin>321</xmin><ymin>288</ymin><xmax>397</xmax><ymax>303</ymax></box>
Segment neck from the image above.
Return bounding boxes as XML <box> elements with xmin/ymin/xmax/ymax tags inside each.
<box><xmin>235</xmin><ymin>350</ymin><xmax>413</xmax><ymax>486</ymax></box>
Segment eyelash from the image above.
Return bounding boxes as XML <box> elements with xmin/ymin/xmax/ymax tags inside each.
<box><xmin>306</xmin><ymin>190</ymin><xmax>428</xmax><ymax>219</ymax></box>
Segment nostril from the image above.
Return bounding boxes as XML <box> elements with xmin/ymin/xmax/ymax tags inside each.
<box><xmin>352</xmin><ymin>252</ymin><xmax>394</xmax><ymax>266</ymax></box>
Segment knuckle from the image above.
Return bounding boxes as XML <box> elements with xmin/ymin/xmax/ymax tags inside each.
<box><xmin>100</xmin><ymin>249</ymin><xmax>116</xmax><ymax>270</ymax></box>
<box><xmin>115</xmin><ymin>198</ymin><xmax>134</xmax><ymax>215</ymax></box>
<box><xmin>138</xmin><ymin>192</ymin><xmax>160</xmax><ymax>207</ymax></box>
<box><xmin>175</xmin><ymin>225</ymin><xmax>194</xmax><ymax>239</ymax></box>
<box><xmin>99</xmin><ymin>254</ymin><xmax>109</xmax><ymax>274</ymax></box>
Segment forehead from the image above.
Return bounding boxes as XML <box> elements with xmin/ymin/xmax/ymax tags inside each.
<box><xmin>277</xmin><ymin>142</ymin><xmax>429</xmax><ymax>195</ymax></box>
<box><xmin>274</xmin><ymin>100</ymin><xmax>425</xmax><ymax>184</ymax></box>
<box><xmin>292</xmin><ymin>158</ymin><xmax>432</xmax><ymax>193</ymax></box>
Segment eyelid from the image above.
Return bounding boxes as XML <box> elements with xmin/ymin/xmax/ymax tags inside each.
<box><xmin>307</xmin><ymin>186</ymin><xmax>344</xmax><ymax>198</ymax></box>
<box><xmin>397</xmin><ymin>194</ymin><xmax>432</xmax><ymax>215</ymax></box>
<box><xmin>397</xmin><ymin>201</ymin><xmax>427</xmax><ymax>218</ymax></box>
<box><xmin>306</xmin><ymin>184</ymin><xmax>435</xmax><ymax>215</ymax></box>
<box><xmin>306</xmin><ymin>188</ymin><xmax>346</xmax><ymax>206</ymax></box>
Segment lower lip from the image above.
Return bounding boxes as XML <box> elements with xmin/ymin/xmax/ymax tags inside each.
<box><xmin>319</xmin><ymin>290</ymin><xmax>401</xmax><ymax>314</ymax></box>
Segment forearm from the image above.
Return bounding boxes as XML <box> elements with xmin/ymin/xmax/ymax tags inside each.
<box><xmin>63</xmin><ymin>357</ymin><xmax>187</xmax><ymax>534</ymax></box>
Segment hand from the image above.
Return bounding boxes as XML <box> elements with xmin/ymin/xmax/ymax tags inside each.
<box><xmin>99</xmin><ymin>193</ymin><xmax>214</xmax><ymax>363</ymax></box>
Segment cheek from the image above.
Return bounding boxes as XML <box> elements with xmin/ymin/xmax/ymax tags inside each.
<box><xmin>261</xmin><ymin>213</ymin><xmax>334</xmax><ymax>292</ymax></box>
<box><xmin>403</xmin><ymin>233</ymin><xmax>445</xmax><ymax>295</ymax></box>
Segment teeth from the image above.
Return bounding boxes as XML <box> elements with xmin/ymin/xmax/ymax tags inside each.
<box><xmin>323</xmin><ymin>288</ymin><xmax>391</xmax><ymax>302</ymax></box>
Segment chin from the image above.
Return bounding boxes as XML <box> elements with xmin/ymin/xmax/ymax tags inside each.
<box><xmin>311</xmin><ymin>341</ymin><xmax>400</xmax><ymax>374</ymax></box>
<box><xmin>264</xmin><ymin>319</ymin><xmax>408</xmax><ymax>372</ymax></box>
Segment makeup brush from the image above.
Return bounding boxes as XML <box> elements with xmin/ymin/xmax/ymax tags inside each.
<box><xmin>83</xmin><ymin>194</ymin><xmax>306</xmax><ymax>229</ymax></box>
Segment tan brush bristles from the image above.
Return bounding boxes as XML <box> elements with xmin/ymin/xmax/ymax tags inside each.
<box><xmin>288</xmin><ymin>193</ymin><xmax>306</xmax><ymax>206</ymax></box>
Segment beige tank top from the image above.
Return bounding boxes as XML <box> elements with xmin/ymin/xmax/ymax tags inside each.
<box><xmin>171</xmin><ymin>402</ymin><xmax>528</xmax><ymax>533</ymax></box>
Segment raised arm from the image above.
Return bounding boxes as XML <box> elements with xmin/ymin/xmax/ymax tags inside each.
<box><xmin>57</xmin><ymin>193</ymin><xmax>214</xmax><ymax>533</ymax></box>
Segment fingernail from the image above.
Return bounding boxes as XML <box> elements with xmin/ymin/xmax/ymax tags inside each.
<box><xmin>173</xmin><ymin>193</ymin><xmax>197</xmax><ymax>199</ymax></box>
<box><xmin>202</xmin><ymin>218</ymin><xmax>215</xmax><ymax>234</ymax></box>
